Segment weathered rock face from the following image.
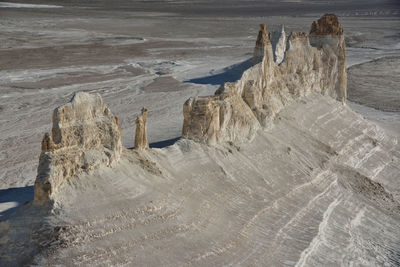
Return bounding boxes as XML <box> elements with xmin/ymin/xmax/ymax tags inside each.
<box><xmin>252</xmin><ymin>24</ymin><xmax>270</xmax><ymax>65</ymax></box>
<box><xmin>34</xmin><ymin>92</ymin><xmax>123</xmax><ymax>204</ymax></box>
<box><xmin>182</xmin><ymin>89</ymin><xmax>260</xmax><ymax>145</ymax></box>
<box><xmin>310</xmin><ymin>13</ymin><xmax>343</xmax><ymax>36</ymax></box>
<box><xmin>134</xmin><ymin>107</ymin><xmax>149</xmax><ymax>150</ymax></box>
<box><xmin>270</xmin><ymin>25</ymin><xmax>286</xmax><ymax>65</ymax></box>
<box><xmin>182</xmin><ymin>14</ymin><xmax>347</xmax><ymax>145</ymax></box>
<box><xmin>309</xmin><ymin>13</ymin><xmax>347</xmax><ymax>102</ymax></box>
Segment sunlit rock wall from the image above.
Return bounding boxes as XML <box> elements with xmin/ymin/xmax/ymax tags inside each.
<box><xmin>182</xmin><ymin>14</ymin><xmax>347</xmax><ymax>145</ymax></box>
<box><xmin>34</xmin><ymin>92</ymin><xmax>123</xmax><ymax>204</ymax></box>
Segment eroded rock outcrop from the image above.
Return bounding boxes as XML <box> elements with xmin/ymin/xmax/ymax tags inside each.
<box><xmin>252</xmin><ymin>24</ymin><xmax>270</xmax><ymax>65</ymax></box>
<box><xmin>183</xmin><ymin>14</ymin><xmax>347</xmax><ymax>145</ymax></box>
<box><xmin>182</xmin><ymin>90</ymin><xmax>260</xmax><ymax>145</ymax></box>
<box><xmin>309</xmin><ymin>13</ymin><xmax>347</xmax><ymax>102</ymax></box>
<box><xmin>34</xmin><ymin>92</ymin><xmax>123</xmax><ymax>204</ymax></box>
<box><xmin>270</xmin><ymin>25</ymin><xmax>286</xmax><ymax>65</ymax></box>
<box><xmin>134</xmin><ymin>107</ymin><xmax>149</xmax><ymax>150</ymax></box>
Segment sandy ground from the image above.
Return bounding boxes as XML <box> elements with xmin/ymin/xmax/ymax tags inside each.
<box><xmin>348</xmin><ymin>56</ymin><xmax>400</xmax><ymax>112</ymax></box>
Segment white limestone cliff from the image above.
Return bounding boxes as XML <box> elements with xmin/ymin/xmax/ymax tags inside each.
<box><xmin>270</xmin><ymin>25</ymin><xmax>286</xmax><ymax>65</ymax></box>
<box><xmin>34</xmin><ymin>92</ymin><xmax>123</xmax><ymax>204</ymax></box>
<box><xmin>182</xmin><ymin>14</ymin><xmax>347</xmax><ymax>145</ymax></box>
<box><xmin>309</xmin><ymin>14</ymin><xmax>347</xmax><ymax>102</ymax></box>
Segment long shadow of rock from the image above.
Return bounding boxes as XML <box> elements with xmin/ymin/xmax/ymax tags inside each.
<box><xmin>150</xmin><ymin>137</ymin><xmax>181</xmax><ymax>149</ymax></box>
<box><xmin>0</xmin><ymin>186</ymin><xmax>34</xmax><ymax>217</ymax></box>
<box><xmin>185</xmin><ymin>58</ymin><xmax>252</xmax><ymax>85</ymax></box>
<box><xmin>128</xmin><ymin>137</ymin><xmax>181</xmax><ymax>150</ymax></box>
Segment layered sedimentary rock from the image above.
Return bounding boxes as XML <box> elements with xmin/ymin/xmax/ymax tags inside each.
<box><xmin>33</xmin><ymin>14</ymin><xmax>347</xmax><ymax>202</ymax></box>
<box><xmin>252</xmin><ymin>24</ymin><xmax>269</xmax><ymax>65</ymax></box>
<box><xmin>34</xmin><ymin>92</ymin><xmax>123</xmax><ymax>204</ymax></box>
<box><xmin>182</xmin><ymin>92</ymin><xmax>260</xmax><ymax>145</ymax></box>
<box><xmin>309</xmin><ymin>13</ymin><xmax>347</xmax><ymax>102</ymax></box>
<box><xmin>134</xmin><ymin>107</ymin><xmax>149</xmax><ymax>150</ymax></box>
<box><xmin>2</xmin><ymin>14</ymin><xmax>400</xmax><ymax>267</ymax></box>
<box><xmin>310</xmin><ymin>14</ymin><xmax>343</xmax><ymax>36</ymax></box>
<box><xmin>182</xmin><ymin>14</ymin><xmax>347</xmax><ymax>145</ymax></box>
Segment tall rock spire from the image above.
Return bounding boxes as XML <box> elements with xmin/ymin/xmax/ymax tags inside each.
<box><xmin>253</xmin><ymin>24</ymin><xmax>270</xmax><ymax>65</ymax></box>
<box><xmin>309</xmin><ymin>13</ymin><xmax>347</xmax><ymax>102</ymax></box>
<box><xmin>270</xmin><ymin>25</ymin><xmax>286</xmax><ymax>65</ymax></box>
<box><xmin>135</xmin><ymin>107</ymin><xmax>149</xmax><ymax>150</ymax></box>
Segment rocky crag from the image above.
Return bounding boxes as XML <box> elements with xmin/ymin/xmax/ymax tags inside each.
<box><xmin>33</xmin><ymin>14</ymin><xmax>348</xmax><ymax>204</ymax></box>
<box><xmin>134</xmin><ymin>107</ymin><xmax>150</xmax><ymax>150</ymax></box>
<box><xmin>34</xmin><ymin>92</ymin><xmax>123</xmax><ymax>204</ymax></box>
<box><xmin>182</xmin><ymin>14</ymin><xmax>347</xmax><ymax>145</ymax></box>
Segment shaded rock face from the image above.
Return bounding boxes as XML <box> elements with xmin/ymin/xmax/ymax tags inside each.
<box><xmin>309</xmin><ymin>13</ymin><xmax>347</xmax><ymax>102</ymax></box>
<box><xmin>270</xmin><ymin>25</ymin><xmax>286</xmax><ymax>65</ymax></box>
<box><xmin>34</xmin><ymin>92</ymin><xmax>123</xmax><ymax>204</ymax></box>
<box><xmin>183</xmin><ymin>14</ymin><xmax>347</xmax><ymax>145</ymax></box>
<box><xmin>134</xmin><ymin>107</ymin><xmax>149</xmax><ymax>150</ymax></box>
<box><xmin>252</xmin><ymin>24</ymin><xmax>270</xmax><ymax>65</ymax></box>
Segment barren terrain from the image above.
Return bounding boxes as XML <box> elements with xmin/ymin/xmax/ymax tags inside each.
<box><xmin>0</xmin><ymin>0</ymin><xmax>399</xmax><ymax>266</ymax></box>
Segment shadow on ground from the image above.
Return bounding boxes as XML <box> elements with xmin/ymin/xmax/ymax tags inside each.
<box><xmin>129</xmin><ymin>137</ymin><xmax>181</xmax><ymax>150</ymax></box>
<box><xmin>185</xmin><ymin>58</ymin><xmax>252</xmax><ymax>85</ymax></box>
<box><xmin>150</xmin><ymin>137</ymin><xmax>181</xmax><ymax>148</ymax></box>
<box><xmin>0</xmin><ymin>186</ymin><xmax>33</xmax><ymax>217</ymax></box>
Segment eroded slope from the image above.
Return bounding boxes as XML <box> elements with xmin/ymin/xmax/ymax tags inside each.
<box><xmin>23</xmin><ymin>95</ymin><xmax>400</xmax><ymax>266</ymax></box>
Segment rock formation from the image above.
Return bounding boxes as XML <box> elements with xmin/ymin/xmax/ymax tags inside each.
<box><xmin>309</xmin><ymin>13</ymin><xmax>347</xmax><ymax>102</ymax></box>
<box><xmin>33</xmin><ymin>14</ymin><xmax>348</xmax><ymax>203</ymax></box>
<box><xmin>134</xmin><ymin>107</ymin><xmax>149</xmax><ymax>150</ymax></box>
<box><xmin>34</xmin><ymin>92</ymin><xmax>123</xmax><ymax>204</ymax></box>
<box><xmin>252</xmin><ymin>24</ymin><xmax>269</xmax><ymax>65</ymax></box>
<box><xmin>270</xmin><ymin>25</ymin><xmax>286</xmax><ymax>65</ymax></box>
<box><xmin>4</xmin><ymin>14</ymin><xmax>400</xmax><ymax>267</ymax></box>
<box><xmin>182</xmin><ymin>14</ymin><xmax>347</xmax><ymax>145</ymax></box>
<box><xmin>182</xmin><ymin>91</ymin><xmax>260</xmax><ymax>145</ymax></box>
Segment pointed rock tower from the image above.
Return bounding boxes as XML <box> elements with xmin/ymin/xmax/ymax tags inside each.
<box><xmin>135</xmin><ymin>108</ymin><xmax>149</xmax><ymax>150</ymax></box>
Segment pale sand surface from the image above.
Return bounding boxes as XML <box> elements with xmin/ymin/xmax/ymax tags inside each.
<box><xmin>348</xmin><ymin>56</ymin><xmax>400</xmax><ymax>112</ymax></box>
